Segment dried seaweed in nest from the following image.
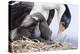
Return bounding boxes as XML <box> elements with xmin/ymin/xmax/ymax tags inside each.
<box><xmin>10</xmin><ymin>37</ymin><xmax>73</xmax><ymax>53</ymax></box>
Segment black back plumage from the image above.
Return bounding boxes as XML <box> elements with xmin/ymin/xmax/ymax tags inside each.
<box><xmin>9</xmin><ymin>1</ymin><xmax>34</xmax><ymax>31</ymax></box>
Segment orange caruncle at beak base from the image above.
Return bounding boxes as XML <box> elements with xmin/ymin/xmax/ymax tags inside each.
<box><xmin>59</xmin><ymin>22</ymin><xmax>65</xmax><ymax>33</ymax></box>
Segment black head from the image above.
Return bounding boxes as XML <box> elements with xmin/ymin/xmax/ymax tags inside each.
<box><xmin>61</xmin><ymin>4</ymin><xmax>71</xmax><ymax>29</ymax></box>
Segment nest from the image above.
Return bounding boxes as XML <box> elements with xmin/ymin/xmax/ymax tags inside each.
<box><xmin>9</xmin><ymin>37</ymin><xmax>74</xmax><ymax>53</ymax></box>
